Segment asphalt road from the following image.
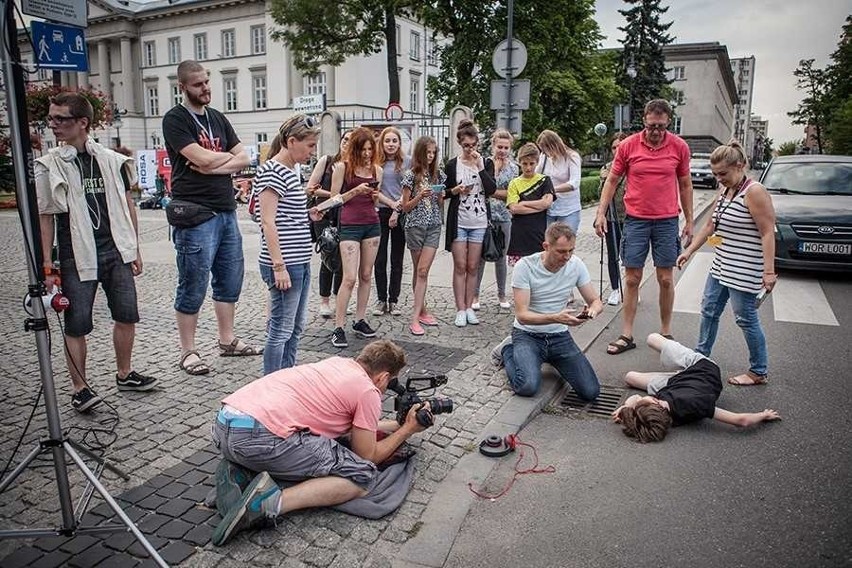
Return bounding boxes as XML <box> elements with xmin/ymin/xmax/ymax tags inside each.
<box><xmin>444</xmin><ymin>265</ymin><xmax>852</xmax><ymax>568</ymax></box>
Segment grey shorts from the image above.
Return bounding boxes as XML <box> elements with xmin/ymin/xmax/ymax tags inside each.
<box><xmin>405</xmin><ymin>224</ymin><xmax>442</xmax><ymax>251</ymax></box>
<box><xmin>211</xmin><ymin>413</ymin><xmax>377</xmax><ymax>490</ymax></box>
<box><xmin>646</xmin><ymin>339</ymin><xmax>708</xmax><ymax>394</ymax></box>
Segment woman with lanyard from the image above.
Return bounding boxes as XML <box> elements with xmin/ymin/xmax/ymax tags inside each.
<box><xmin>677</xmin><ymin>140</ymin><xmax>777</xmax><ymax>386</ymax></box>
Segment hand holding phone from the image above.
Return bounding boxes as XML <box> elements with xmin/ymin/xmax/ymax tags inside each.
<box><xmin>755</xmin><ymin>288</ymin><xmax>770</xmax><ymax>308</ymax></box>
<box><xmin>575</xmin><ymin>308</ymin><xmax>593</xmax><ymax>320</ymax></box>
<box><xmin>431</xmin><ymin>184</ymin><xmax>446</xmax><ymax>195</ymax></box>
<box><xmin>367</xmin><ymin>181</ymin><xmax>380</xmax><ymax>188</ymax></box>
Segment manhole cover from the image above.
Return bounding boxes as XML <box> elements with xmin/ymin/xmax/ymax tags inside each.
<box><xmin>555</xmin><ymin>385</ymin><xmax>627</xmax><ymax>418</ymax></box>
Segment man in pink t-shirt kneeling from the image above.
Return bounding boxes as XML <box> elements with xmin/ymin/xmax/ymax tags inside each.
<box><xmin>209</xmin><ymin>340</ymin><xmax>430</xmax><ymax>546</ymax></box>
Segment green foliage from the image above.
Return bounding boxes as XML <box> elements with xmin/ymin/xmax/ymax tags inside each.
<box><xmin>0</xmin><ymin>155</ymin><xmax>14</xmax><ymax>192</ymax></box>
<box><xmin>580</xmin><ymin>175</ymin><xmax>603</xmax><ymax>205</ymax></box>
<box><xmin>762</xmin><ymin>137</ymin><xmax>774</xmax><ymax>163</ymax></box>
<box><xmin>825</xmin><ymin>99</ymin><xmax>852</xmax><ymax>156</ymax></box>
<box><xmin>787</xmin><ymin>58</ymin><xmax>828</xmax><ymax>153</ymax></box>
<box><xmin>26</xmin><ymin>83</ymin><xmax>113</xmax><ymax>131</ymax></box>
<box><xmin>268</xmin><ymin>0</ymin><xmax>405</xmax><ymax>103</ymax></box>
<box><xmin>617</xmin><ymin>0</ymin><xmax>674</xmax><ymax>128</ymax></box>
<box><xmin>776</xmin><ymin>140</ymin><xmax>800</xmax><ymax>156</ymax></box>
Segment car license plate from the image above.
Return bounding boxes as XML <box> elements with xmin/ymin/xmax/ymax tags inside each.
<box><xmin>799</xmin><ymin>242</ymin><xmax>851</xmax><ymax>255</ymax></box>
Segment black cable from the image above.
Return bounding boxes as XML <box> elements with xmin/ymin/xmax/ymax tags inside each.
<box><xmin>1</xmin><ymin>0</ymin><xmax>38</xmax><ymax>76</ymax></box>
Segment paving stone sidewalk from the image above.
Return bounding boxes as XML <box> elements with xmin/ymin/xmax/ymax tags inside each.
<box><xmin>0</xmin><ymin>191</ymin><xmax>715</xmax><ymax>567</ymax></box>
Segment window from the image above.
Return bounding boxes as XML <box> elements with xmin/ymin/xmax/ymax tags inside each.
<box><xmin>303</xmin><ymin>72</ymin><xmax>327</xmax><ymax>95</ymax></box>
<box><xmin>194</xmin><ymin>33</ymin><xmax>208</xmax><ymax>60</ymax></box>
<box><xmin>426</xmin><ymin>38</ymin><xmax>438</xmax><ymax>66</ymax></box>
<box><xmin>167</xmin><ymin>37</ymin><xmax>181</xmax><ymax>65</ymax></box>
<box><xmin>146</xmin><ymin>86</ymin><xmax>159</xmax><ymax>116</ymax></box>
<box><xmin>251</xmin><ymin>25</ymin><xmax>266</xmax><ymax>55</ymax></box>
<box><xmin>672</xmin><ymin>66</ymin><xmax>685</xmax><ymax>80</ymax></box>
<box><xmin>739</xmin><ymin>89</ymin><xmax>748</xmax><ymax>96</ymax></box>
<box><xmin>671</xmin><ymin>89</ymin><xmax>685</xmax><ymax>105</ymax></box>
<box><xmin>396</xmin><ymin>25</ymin><xmax>401</xmax><ymax>57</ymax></box>
<box><xmin>143</xmin><ymin>41</ymin><xmax>156</xmax><ymax>67</ymax></box>
<box><xmin>672</xmin><ymin>116</ymin><xmax>682</xmax><ymax>134</ymax></box>
<box><xmin>409</xmin><ymin>76</ymin><xmax>419</xmax><ymax>113</ymax></box>
<box><xmin>221</xmin><ymin>29</ymin><xmax>236</xmax><ymax>58</ymax></box>
<box><xmin>37</xmin><ymin>67</ymin><xmax>50</xmax><ymax>81</ymax></box>
<box><xmin>253</xmin><ymin>74</ymin><xmax>267</xmax><ymax>110</ymax></box>
<box><xmin>171</xmin><ymin>83</ymin><xmax>183</xmax><ymax>107</ymax></box>
<box><xmin>256</xmin><ymin>132</ymin><xmax>268</xmax><ymax>145</ymax></box>
<box><xmin>410</xmin><ymin>31</ymin><xmax>421</xmax><ymax>61</ymax></box>
<box><xmin>223</xmin><ymin>77</ymin><xmax>238</xmax><ymax>111</ymax></box>
<box><xmin>742</xmin><ymin>69</ymin><xmax>750</xmax><ymax>77</ymax></box>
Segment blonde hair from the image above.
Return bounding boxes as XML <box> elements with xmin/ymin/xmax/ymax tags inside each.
<box><xmin>536</xmin><ymin>130</ymin><xmax>572</xmax><ymax>163</ymax></box>
<box><xmin>378</xmin><ymin>127</ymin><xmax>406</xmax><ymax>173</ymax></box>
<box><xmin>710</xmin><ymin>139</ymin><xmax>749</xmax><ymax>168</ymax></box>
<box><xmin>517</xmin><ymin>142</ymin><xmax>540</xmax><ymax>162</ymax></box>
<box><xmin>491</xmin><ymin>128</ymin><xmax>514</xmax><ymax>148</ymax></box>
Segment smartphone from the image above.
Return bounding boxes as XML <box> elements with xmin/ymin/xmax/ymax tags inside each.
<box><xmin>431</xmin><ymin>184</ymin><xmax>446</xmax><ymax>194</ymax></box>
<box><xmin>576</xmin><ymin>309</ymin><xmax>592</xmax><ymax>320</ymax></box>
<box><xmin>367</xmin><ymin>181</ymin><xmax>380</xmax><ymax>188</ymax></box>
<box><xmin>755</xmin><ymin>288</ymin><xmax>770</xmax><ymax>308</ymax></box>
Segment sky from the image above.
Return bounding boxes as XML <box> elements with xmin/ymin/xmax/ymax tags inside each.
<box><xmin>593</xmin><ymin>0</ymin><xmax>849</xmax><ymax>144</ymax></box>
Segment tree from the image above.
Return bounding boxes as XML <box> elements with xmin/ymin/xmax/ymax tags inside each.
<box><xmin>777</xmin><ymin>140</ymin><xmax>800</xmax><ymax>156</ymax></box>
<box><xmin>787</xmin><ymin>59</ymin><xmax>828</xmax><ymax>154</ymax></box>
<box><xmin>268</xmin><ymin>0</ymin><xmax>407</xmax><ymax>105</ymax></box>
<box><xmin>762</xmin><ymin>137</ymin><xmax>774</xmax><ymax>164</ymax></box>
<box><xmin>617</xmin><ymin>0</ymin><xmax>674</xmax><ymax>128</ymax></box>
<box><xmin>421</xmin><ymin>0</ymin><xmax>622</xmax><ymax>152</ymax></box>
<box><xmin>825</xmin><ymin>98</ymin><xmax>852</xmax><ymax>155</ymax></box>
<box><xmin>823</xmin><ymin>16</ymin><xmax>852</xmax><ymax>155</ymax></box>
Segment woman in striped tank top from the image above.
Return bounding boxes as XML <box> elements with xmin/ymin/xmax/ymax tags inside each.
<box><xmin>677</xmin><ymin>141</ymin><xmax>777</xmax><ymax>386</ymax></box>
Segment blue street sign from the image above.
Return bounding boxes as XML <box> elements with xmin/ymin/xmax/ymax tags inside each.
<box><xmin>31</xmin><ymin>21</ymin><xmax>89</xmax><ymax>72</ymax></box>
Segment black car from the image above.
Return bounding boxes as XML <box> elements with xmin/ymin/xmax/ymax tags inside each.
<box><xmin>759</xmin><ymin>155</ymin><xmax>852</xmax><ymax>272</ymax></box>
<box><xmin>690</xmin><ymin>158</ymin><xmax>716</xmax><ymax>188</ymax></box>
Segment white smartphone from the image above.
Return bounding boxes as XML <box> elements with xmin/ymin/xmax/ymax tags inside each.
<box><xmin>755</xmin><ymin>288</ymin><xmax>770</xmax><ymax>308</ymax></box>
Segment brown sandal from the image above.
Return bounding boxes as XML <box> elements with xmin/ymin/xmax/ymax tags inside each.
<box><xmin>179</xmin><ymin>350</ymin><xmax>210</xmax><ymax>375</ymax></box>
<box><xmin>607</xmin><ymin>335</ymin><xmax>636</xmax><ymax>355</ymax></box>
<box><xmin>727</xmin><ymin>371</ymin><xmax>768</xmax><ymax>386</ymax></box>
<box><xmin>218</xmin><ymin>338</ymin><xmax>263</xmax><ymax>357</ymax></box>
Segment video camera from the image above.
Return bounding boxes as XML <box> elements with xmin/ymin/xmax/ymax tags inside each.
<box><xmin>388</xmin><ymin>373</ymin><xmax>454</xmax><ymax>428</ymax></box>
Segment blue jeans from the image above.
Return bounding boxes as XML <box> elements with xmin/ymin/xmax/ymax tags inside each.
<box><xmin>503</xmin><ymin>328</ymin><xmax>600</xmax><ymax>399</ymax></box>
<box><xmin>173</xmin><ymin>211</ymin><xmax>244</xmax><ymax>314</ymax></box>
<box><xmin>547</xmin><ymin>211</ymin><xmax>581</xmax><ymax>235</ymax></box>
<box><xmin>259</xmin><ymin>262</ymin><xmax>311</xmax><ymax>374</ymax></box>
<box><xmin>696</xmin><ymin>275</ymin><xmax>767</xmax><ymax>376</ymax></box>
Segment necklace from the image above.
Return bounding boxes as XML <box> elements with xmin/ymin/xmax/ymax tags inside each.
<box><xmin>75</xmin><ymin>154</ymin><xmax>101</xmax><ymax>231</ymax></box>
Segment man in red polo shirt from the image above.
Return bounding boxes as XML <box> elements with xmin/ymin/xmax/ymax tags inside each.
<box><xmin>593</xmin><ymin>99</ymin><xmax>693</xmax><ymax>355</ymax></box>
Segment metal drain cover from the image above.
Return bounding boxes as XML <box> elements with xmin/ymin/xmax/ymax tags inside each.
<box><xmin>556</xmin><ymin>385</ymin><xmax>627</xmax><ymax>418</ymax></box>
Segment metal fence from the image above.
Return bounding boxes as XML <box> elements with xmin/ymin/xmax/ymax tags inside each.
<box><xmin>337</xmin><ymin>108</ymin><xmax>452</xmax><ymax>162</ymax></box>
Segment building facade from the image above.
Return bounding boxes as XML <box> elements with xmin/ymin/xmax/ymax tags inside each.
<box><xmin>730</xmin><ymin>56</ymin><xmax>756</xmax><ymax>151</ymax></box>
<box><xmin>16</xmin><ymin>0</ymin><xmax>443</xmax><ymax>157</ymax></box>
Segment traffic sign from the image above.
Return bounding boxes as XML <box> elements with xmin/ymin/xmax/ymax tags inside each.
<box><xmin>292</xmin><ymin>94</ymin><xmax>325</xmax><ymax>115</ymax></box>
<box><xmin>495</xmin><ymin>111</ymin><xmax>522</xmax><ymax>136</ymax></box>
<box><xmin>489</xmin><ymin>79</ymin><xmax>530</xmax><ymax>111</ymax></box>
<box><xmin>491</xmin><ymin>38</ymin><xmax>527</xmax><ymax>79</ymax></box>
<box><xmin>22</xmin><ymin>0</ymin><xmax>88</xmax><ymax>28</ymax></box>
<box><xmin>31</xmin><ymin>21</ymin><xmax>89</xmax><ymax>72</ymax></box>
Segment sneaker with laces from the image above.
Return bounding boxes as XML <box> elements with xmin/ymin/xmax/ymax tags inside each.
<box><xmin>116</xmin><ymin>371</ymin><xmax>158</xmax><ymax>392</ymax></box>
<box><xmin>352</xmin><ymin>319</ymin><xmax>377</xmax><ymax>338</ymax></box>
<box><xmin>372</xmin><ymin>301</ymin><xmax>387</xmax><ymax>316</ymax></box>
<box><xmin>331</xmin><ymin>327</ymin><xmax>348</xmax><ymax>348</ymax></box>
<box><xmin>454</xmin><ymin>311</ymin><xmax>467</xmax><ymax>327</ymax></box>
<box><xmin>212</xmin><ymin>472</ymin><xmax>281</xmax><ymax>546</ymax></box>
<box><xmin>607</xmin><ymin>289</ymin><xmax>621</xmax><ymax>306</ymax></box>
<box><xmin>388</xmin><ymin>303</ymin><xmax>402</xmax><ymax>316</ymax></box>
<box><xmin>499</xmin><ymin>300</ymin><xmax>511</xmax><ymax>309</ymax></box>
<box><xmin>71</xmin><ymin>387</ymin><xmax>102</xmax><ymax>413</ymax></box>
<box><xmin>319</xmin><ymin>303</ymin><xmax>333</xmax><ymax>318</ymax></box>
<box><xmin>490</xmin><ymin>335</ymin><xmax>513</xmax><ymax>368</ymax></box>
<box><xmin>466</xmin><ymin>308</ymin><xmax>480</xmax><ymax>325</ymax></box>
<box><xmin>215</xmin><ymin>459</ymin><xmax>254</xmax><ymax>517</ymax></box>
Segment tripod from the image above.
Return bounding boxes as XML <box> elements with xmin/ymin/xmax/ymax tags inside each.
<box><xmin>0</xmin><ymin>5</ymin><xmax>167</xmax><ymax>566</ymax></box>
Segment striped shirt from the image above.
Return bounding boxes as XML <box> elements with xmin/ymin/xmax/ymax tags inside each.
<box><xmin>254</xmin><ymin>159</ymin><xmax>313</xmax><ymax>267</ymax></box>
<box><xmin>709</xmin><ymin>180</ymin><xmax>764</xmax><ymax>293</ymax></box>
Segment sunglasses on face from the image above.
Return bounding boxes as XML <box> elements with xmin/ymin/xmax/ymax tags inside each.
<box><xmin>644</xmin><ymin>124</ymin><xmax>668</xmax><ymax>132</ymax></box>
<box><xmin>47</xmin><ymin>115</ymin><xmax>77</xmax><ymax>124</ymax></box>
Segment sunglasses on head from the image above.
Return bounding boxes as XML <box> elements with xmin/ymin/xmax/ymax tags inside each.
<box><xmin>280</xmin><ymin>115</ymin><xmax>318</xmax><ymax>138</ymax></box>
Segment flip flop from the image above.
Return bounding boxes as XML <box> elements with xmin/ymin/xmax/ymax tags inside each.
<box><xmin>727</xmin><ymin>372</ymin><xmax>768</xmax><ymax>386</ymax></box>
<box><xmin>218</xmin><ymin>338</ymin><xmax>264</xmax><ymax>357</ymax></box>
<box><xmin>409</xmin><ymin>323</ymin><xmax>425</xmax><ymax>336</ymax></box>
<box><xmin>662</xmin><ymin>334</ymin><xmax>674</xmax><ymax>340</ymax></box>
<box><xmin>607</xmin><ymin>335</ymin><xmax>636</xmax><ymax>355</ymax></box>
<box><xmin>179</xmin><ymin>350</ymin><xmax>210</xmax><ymax>375</ymax></box>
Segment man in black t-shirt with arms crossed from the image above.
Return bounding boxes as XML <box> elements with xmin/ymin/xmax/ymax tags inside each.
<box><xmin>36</xmin><ymin>93</ymin><xmax>157</xmax><ymax>412</ymax></box>
<box><xmin>163</xmin><ymin>60</ymin><xmax>259</xmax><ymax>375</ymax></box>
<box><xmin>612</xmin><ymin>333</ymin><xmax>780</xmax><ymax>443</ymax></box>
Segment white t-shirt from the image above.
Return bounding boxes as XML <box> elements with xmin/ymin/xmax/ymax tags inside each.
<box><xmin>511</xmin><ymin>252</ymin><xmax>591</xmax><ymax>334</ymax></box>
<box><xmin>538</xmin><ymin>153</ymin><xmax>582</xmax><ymax>216</ymax></box>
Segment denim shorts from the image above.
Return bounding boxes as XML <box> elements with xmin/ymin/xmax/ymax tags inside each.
<box><xmin>339</xmin><ymin>223</ymin><xmax>381</xmax><ymax>242</ymax></box>
<box><xmin>620</xmin><ymin>216</ymin><xmax>680</xmax><ymax>268</ymax></box>
<box><xmin>172</xmin><ymin>211</ymin><xmax>244</xmax><ymax>314</ymax></box>
<box><xmin>454</xmin><ymin>226</ymin><xmax>486</xmax><ymax>243</ymax></box>
<box><xmin>60</xmin><ymin>249</ymin><xmax>139</xmax><ymax>337</ymax></box>
<box><xmin>405</xmin><ymin>224</ymin><xmax>442</xmax><ymax>250</ymax></box>
<box><xmin>211</xmin><ymin>413</ymin><xmax>377</xmax><ymax>490</ymax></box>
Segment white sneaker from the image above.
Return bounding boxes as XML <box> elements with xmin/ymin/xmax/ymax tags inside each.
<box><xmin>466</xmin><ymin>308</ymin><xmax>480</xmax><ymax>325</ymax></box>
<box><xmin>471</xmin><ymin>301</ymin><xmax>481</xmax><ymax>311</ymax></box>
<box><xmin>319</xmin><ymin>303</ymin><xmax>333</xmax><ymax>318</ymax></box>
<box><xmin>607</xmin><ymin>289</ymin><xmax>621</xmax><ymax>306</ymax></box>
<box><xmin>490</xmin><ymin>335</ymin><xmax>513</xmax><ymax>368</ymax></box>
<box><xmin>454</xmin><ymin>311</ymin><xmax>468</xmax><ymax>327</ymax></box>
<box><xmin>499</xmin><ymin>299</ymin><xmax>511</xmax><ymax>309</ymax></box>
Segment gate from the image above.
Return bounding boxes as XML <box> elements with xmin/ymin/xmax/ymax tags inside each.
<box><xmin>337</xmin><ymin>108</ymin><xmax>451</xmax><ymax>162</ymax></box>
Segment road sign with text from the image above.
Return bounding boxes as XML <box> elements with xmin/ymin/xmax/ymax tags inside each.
<box><xmin>31</xmin><ymin>21</ymin><xmax>88</xmax><ymax>72</ymax></box>
<box><xmin>22</xmin><ymin>0</ymin><xmax>88</xmax><ymax>28</ymax></box>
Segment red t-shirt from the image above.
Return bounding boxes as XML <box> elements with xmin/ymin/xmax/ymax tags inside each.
<box><xmin>611</xmin><ymin>131</ymin><xmax>691</xmax><ymax>219</ymax></box>
<box><xmin>222</xmin><ymin>357</ymin><xmax>381</xmax><ymax>440</ymax></box>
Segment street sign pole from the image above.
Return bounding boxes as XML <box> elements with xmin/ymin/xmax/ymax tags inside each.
<box><xmin>505</xmin><ymin>0</ymin><xmax>514</xmax><ymax>133</ymax></box>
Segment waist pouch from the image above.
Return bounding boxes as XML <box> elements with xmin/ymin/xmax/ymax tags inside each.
<box><xmin>165</xmin><ymin>199</ymin><xmax>217</xmax><ymax>228</ymax></box>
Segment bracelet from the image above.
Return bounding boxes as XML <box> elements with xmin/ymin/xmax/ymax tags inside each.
<box><xmin>763</xmin><ymin>272</ymin><xmax>776</xmax><ymax>275</ymax></box>
<box><xmin>272</xmin><ymin>265</ymin><xmax>286</xmax><ymax>272</ymax></box>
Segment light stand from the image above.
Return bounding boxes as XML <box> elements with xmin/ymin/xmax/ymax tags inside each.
<box><xmin>0</xmin><ymin>4</ymin><xmax>167</xmax><ymax>566</ymax></box>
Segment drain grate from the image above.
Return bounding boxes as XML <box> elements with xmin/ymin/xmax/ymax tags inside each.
<box><xmin>555</xmin><ymin>385</ymin><xmax>627</xmax><ymax>418</ymax></box>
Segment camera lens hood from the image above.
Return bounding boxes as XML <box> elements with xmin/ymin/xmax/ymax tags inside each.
<box><xmin>479</xmin><ymin>434</ymin><xmax>515</xmax><ymax>458</ymax></box>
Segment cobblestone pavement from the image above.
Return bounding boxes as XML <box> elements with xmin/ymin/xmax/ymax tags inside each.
<box><xmin>0</xmin><ymin>192</ymin><xmax>715</xmax><ymax>567</ymax></box>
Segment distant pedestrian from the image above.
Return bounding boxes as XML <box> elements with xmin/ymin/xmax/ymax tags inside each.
<box><xmin>36</xmin><ymin>92</ymin><xmax>157</xmax><ymax>412</ymax></box>
<box><xmin>329</xmin><ymin>127</ymin><xmax>382</xmax><ymax>348</ymax></box>
<box><xmin>306</xmin><ymin>130</ymin><xmax>352</xmax><ymax>318</ymax></box>
<box><xmin>506</xmin><ymin>143</ymin><xmax>555</xmax><ymax>264</ymax></box>
<box><xmin>677</xmin><ymin>141</ymin><xmax>777</xmax><ymax>386</ymax></box>
<box><xmin>443</xmin><ymin>119</ymin><xmax>497</xmax><ymax>328</ymax></box>
<box><xmin>612</xmin><ymin>334</ymin><xmax>780</xmax><ymax>443</ymax></box>
<box><xmin>594</xmin><ymin>99</ymin><xmax>694</xmax><ymax>355</ymax></box>
<box><xmin>373</xmin><ymin>127</ymin><xmax>410</xmax><ymax>317</ymax></box>
<box><xmin>601</xmin><ymin>132</ymin><xmax>630</xmax><ymax>306</ymax></box>
<box><xmin>536</xmin><ymin>130</ymin><xmax>582</xmax><ymax>232</ymax></box>
<box><xmin>254</xmin><ymin>114</ymin><xmax>321</xmax><ymax>373</ymax></box>
<box><xmin>163</xmin><ymin>60</ymin><xmax>260</xmax><ymax>375</ymax></box>
<box><xmin>400</xmin><ymin>136</ymin><xmax>446</xmax><ymax>336</ymax></box>
<box><xmin>472</xmin><ymin>128</ymin><xmax>517</xmax><ymax>311</ymax></box>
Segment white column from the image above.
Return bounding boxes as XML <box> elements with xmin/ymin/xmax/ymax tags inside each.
<box><xmin>326</xmin><ymin>65</ymin><xmax>335</xmax><ymax>106</ymax></box>
<box><xmin>97</xmin><ymin>40</ymin><xmax>111</xmax><ymax>98</ymax></box>
<box><xmin>119</xmin><ymin>38</ymin><xmax>135</xmax><ymax>112</ymax></box>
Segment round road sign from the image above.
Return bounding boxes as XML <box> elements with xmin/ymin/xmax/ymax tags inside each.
<box><xmin>384</xmin><ymin>102</ymin><xmax>404</xmax><ymax>121</ymax></box>
<box><xmin>491</xmin><ymin>39</ymin><xmax>528</xmax><ymax>79</ymax></box>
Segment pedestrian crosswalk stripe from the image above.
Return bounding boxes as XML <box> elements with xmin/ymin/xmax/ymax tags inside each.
<box><xmin>771</xmin><ymin>274</ymin><xmax>839</xmax><ymax>326</ymax></box>
<box><xmin>673</xmin><ymin>252</ymin><xmax>714</xmax><ymax>314</ymax></box>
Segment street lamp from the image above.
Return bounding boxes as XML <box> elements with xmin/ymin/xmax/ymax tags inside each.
<box><xmin>112</xmin><ymin>105</ymin><xmax>127</xmax><ymax>147</ymax></box>
<box><xmin>626</xmin><ymin>55</ymin><xmax>637</xmax><ymax>130</ymax></box>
